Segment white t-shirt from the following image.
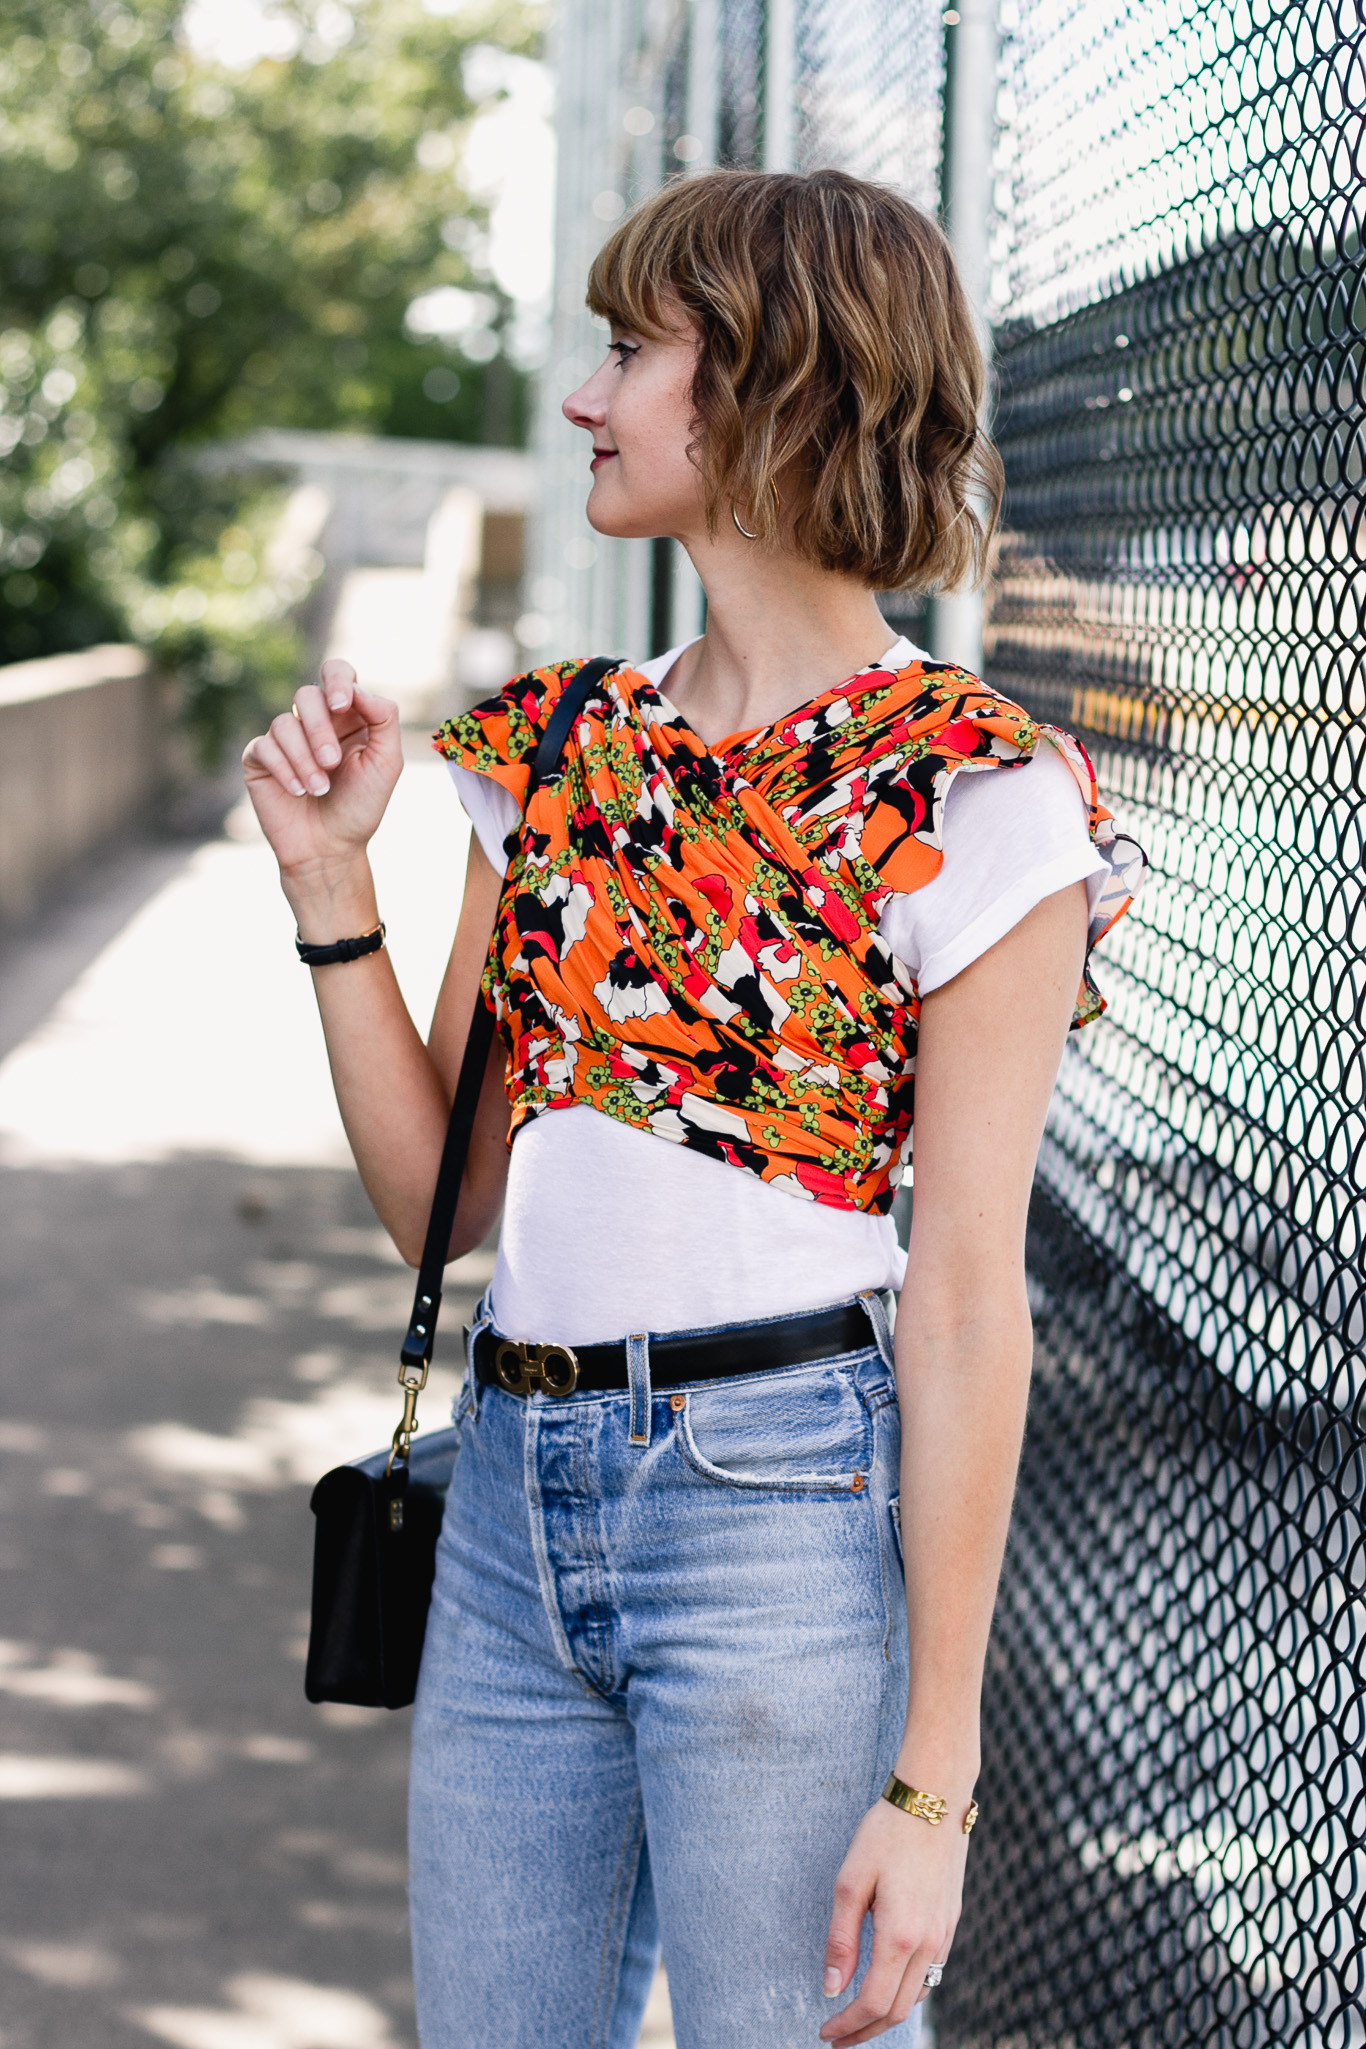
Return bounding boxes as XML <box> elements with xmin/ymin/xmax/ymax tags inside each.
<box><xmin>448</xmin><ymin>638</ymin><xmax>1106</xmax><ymax>1343</ymax></box>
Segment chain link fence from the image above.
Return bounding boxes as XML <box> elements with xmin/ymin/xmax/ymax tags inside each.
<box><xmin>535</xmin><ymin>6</ymin><xmax>1365</xmax><ymax>2034</ymax></box>
<box><xmin>794</xmin><ymin>0</ymin><xmax>942</xmax><ymax>200</ymax></box>
<box><xmin>935</xmin><ymin>2</ymin><xmax>1366</xmax><ymax>2043</ymax></box>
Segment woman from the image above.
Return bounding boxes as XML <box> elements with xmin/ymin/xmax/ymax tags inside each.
<box><xmin>244</xmin><ymin>170</ymin><xmax>1141</xmax><ymax>2048</ymax></box>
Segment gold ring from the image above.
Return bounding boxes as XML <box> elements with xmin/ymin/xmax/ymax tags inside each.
<box><xmin>291</xmin><ymin>703</ymin><xmax>302</xmax><ymax>720</ymax></box>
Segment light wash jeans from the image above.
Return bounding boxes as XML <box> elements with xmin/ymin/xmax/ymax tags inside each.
<box><xmin>409</xmin><ymin>1297</ymin><xmax>920</xmax><ymax>2049</ymax></box>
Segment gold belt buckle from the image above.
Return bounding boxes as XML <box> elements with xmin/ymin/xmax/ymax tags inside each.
<box><xmin>494</xmin><ymin>1339</ymin><xmax>580</xmax><ymax>1398</ymax></box>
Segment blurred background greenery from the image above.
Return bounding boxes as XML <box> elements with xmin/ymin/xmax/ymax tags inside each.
<box><xmin>0</xmin><ymin>0</ymin><xmax>542</xmax><ymax>760</ymax></box>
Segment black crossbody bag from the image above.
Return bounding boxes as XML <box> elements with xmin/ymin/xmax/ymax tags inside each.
<box><xmin>304</xmin><ymin>657</ymin><xmax>619</xmax><ymax>1709</ymax></box>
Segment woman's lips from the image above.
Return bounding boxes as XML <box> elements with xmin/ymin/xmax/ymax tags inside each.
<box><xmin>590</xmin><ymin>448</ymin><xmax>618</xmax><ymax>470</ymax></box>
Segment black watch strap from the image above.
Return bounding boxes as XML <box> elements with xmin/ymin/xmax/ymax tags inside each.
<box><xmin>296</xmin><ymin>923</ymin><xmax>386</xmax><ymax>967</ymax></box>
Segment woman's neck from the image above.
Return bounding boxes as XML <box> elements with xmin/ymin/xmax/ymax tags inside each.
<box><xmin>660</xmin><ymin>529</ymin><xmax>896</xmax><ymax>749</ymax></box>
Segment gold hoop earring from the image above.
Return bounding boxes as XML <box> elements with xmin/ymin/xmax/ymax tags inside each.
<box><xmin>731</xmin><ymin>480</ymin><xmax>780</xmax><ymax>542</ymax></box>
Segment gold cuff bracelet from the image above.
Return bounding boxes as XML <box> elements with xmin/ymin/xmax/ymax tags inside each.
<box><xmin>882</xmin><ymin>1773</ymin><xmax>979</xmax><ymax>1835</ymax></box>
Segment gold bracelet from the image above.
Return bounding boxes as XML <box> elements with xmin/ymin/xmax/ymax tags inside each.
<box><xmin>882</xmin><ymin>1774</ymin><xmax>980</xmax><ymax>1835</ymax></box>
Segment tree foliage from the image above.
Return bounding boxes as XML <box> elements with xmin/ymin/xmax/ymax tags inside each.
<box><xmin>0</xmin><ymin>0</ymin><xmax>540</xmax><ymax>750</ymax></box>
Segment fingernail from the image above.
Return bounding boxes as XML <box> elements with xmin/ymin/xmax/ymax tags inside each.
<box><xmin>309</xmin><ymin>776</ymin><xmax>330</xmax><ymax>795</ymax></box>
<box><xmin>824</xmin><ymin>1968</ymin><xmax>841</xmax><ymax>1996</ymax></box>
<box><xmin>328</xmin><ymin>693</ymin><xmax>348</xmax><ymax>709</ymax></box>
<box><xmin>290</xmin><ymin>779</ymin><xmax>306</xmax><ymax>796</ymax></box>
<box><xmin>319</xmin><ymin>745</ymin><xmax>341</xmax><ymax>766</ymax></box>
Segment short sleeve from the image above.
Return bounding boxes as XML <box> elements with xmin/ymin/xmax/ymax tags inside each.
<box><xmin>433</xmin><ymin>663</ymin><xmax>583</xmax><ymax>877</ymax></box>
<box><xmin>877</xmin><ymin>740</ymin><xmax>1106</xmax><ymax>995</ymax></box>
<box><xmin>433</xmin><ymin>662</ymin><xmax>589</xmax><ymax>797</ymax></box>
<box><xmin>448</xmin><ymin>764</ymin><xmax>520</xmax><ymax>877</ymax></box>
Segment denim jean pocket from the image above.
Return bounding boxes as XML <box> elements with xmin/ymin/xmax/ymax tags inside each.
<box><xmin>451</xmin><ymin>1374</ymin><xmax>476</xmax><ymax>1434</ymax></box>
<box><xmin>438</xmin><ymin>1376</ymin><xmax>476</xmax><ymax>1480</ymax></box>
<box><xmin>676</xmin><ymin>1358</ymin><xmax>875</xmax><ymax>1492</ymax></box>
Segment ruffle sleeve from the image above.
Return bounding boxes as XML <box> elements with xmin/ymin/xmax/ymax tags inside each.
<box><xmin>431</xmin><ymin>659</ymin><xmax>587</xmax><ymax>810</ymax></box>
<box><xmin>1048</xmin><ymin>727</ymin><xmax>1148</xmax><ymax>1027</ymax></box>
<box><xmin>849</xmin><ymin>706</ymin><xmax>1147</xmax><ymax>1032</ymax></box>
<box><xmin>855</xmin><ymin>700</ymin><xmax>1041</xmax><ymax>901</ymax></box>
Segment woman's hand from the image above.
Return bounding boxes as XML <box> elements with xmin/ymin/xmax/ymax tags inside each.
<box><xmin>819</xmin><ymin>1800</ymin><xmax>968</xmax><ymax>2044</ymax></box>
<box><xmin>241</xmin><ymin>659</ymin><xmax>402</xmax><ymax>885</ymax></box>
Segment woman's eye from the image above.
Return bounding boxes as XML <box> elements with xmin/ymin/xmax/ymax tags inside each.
<box><xmin>608</xmin><ymin>341</ymin><xmax>640</xmax><ymax>368</ymax></box>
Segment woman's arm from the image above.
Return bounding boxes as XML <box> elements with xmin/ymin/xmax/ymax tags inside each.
<box><xmin>242</xmin><ymin>662</ymin><xmax>510</xmax><ymax>1265</ymax></box>
<box><xmin>821</xmin><ymin>880</ymin><xmax>1089</xmax><ymax>2046</ymax></box>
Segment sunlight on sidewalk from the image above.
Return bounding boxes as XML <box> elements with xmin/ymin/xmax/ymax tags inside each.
<box><xmin>133</xmin><ymin>1970</ymin><xmax>399</xmax><ymax>2048</ymax></box>
<box><xmin>0</xmin><ymin>761</ymin><xmax>468</xmax><ymax>1169</ymax></box>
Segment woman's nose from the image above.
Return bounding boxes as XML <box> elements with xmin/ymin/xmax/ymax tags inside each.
<box><xmin>563</xmin><ymin>365</ymin><xmax>610</xmax><ymax>430</ymax></box>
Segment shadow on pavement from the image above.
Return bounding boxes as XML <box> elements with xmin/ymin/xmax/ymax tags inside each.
<box><xmin>0</xmin><ymin>1154</ymin><xmax>489</xmax><ymax>2049</ymax></box>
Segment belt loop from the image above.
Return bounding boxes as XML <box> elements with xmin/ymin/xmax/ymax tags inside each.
<box><xmin>466</xmin><ymin>1289</ymin><xmax>494</xmax><ymax>1369</ymax></box>
<box><xmin>626</xmin><ymin>1333</ymin><xmax>652</xmax><ymax>1447</ymax></box>
<box><xmin>465</xmin><ymin>1289</ymin><xmax>495</xmax><ymax>1414</ymax></box>
<box><xmin>858</xmin><ymin>1290</ymin><xmax>895</xmax><ymax>1371</ymax></box>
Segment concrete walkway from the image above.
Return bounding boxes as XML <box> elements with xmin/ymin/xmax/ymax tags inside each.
<box><xmin>0</xmin><ymin>761</ymin><xmax>675</xmax><ymax>2047</ymax></box>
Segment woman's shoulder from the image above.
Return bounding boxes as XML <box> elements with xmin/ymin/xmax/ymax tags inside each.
<box><xmin>939</xmin><ymin>731</ymin><xmax>1098</xmax><ymax>852</ymax></box>
<box><xmin>882</xmin><ymin>660</ymin><xmax>1035</xmax><ymax>751</ymax></box>
<box><xmin>432</xmin><ymin>655</ymin><xmax>613</xmax><ymax>776</ymax></box>
<box><xmin>777</xmin><ymin>658</ymin><xmax>1038</xmax><ymax>780</ymax></box>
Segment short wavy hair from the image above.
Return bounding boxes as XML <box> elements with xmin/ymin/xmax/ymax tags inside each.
<box><xmin>586</xmin><ymin>168</ymin><xmax>1002</xmax><ymax>594</ymax></box>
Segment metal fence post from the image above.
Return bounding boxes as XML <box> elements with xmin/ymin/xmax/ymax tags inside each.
<box><xmin>929</xmin><ymin>0</ymin><xmax>998</xmax><ymax>676</ymax></box>
<box><xmin>763</xmin><ymin>0</ymin><xmax>796</xmax><ymax>173</ymax></box>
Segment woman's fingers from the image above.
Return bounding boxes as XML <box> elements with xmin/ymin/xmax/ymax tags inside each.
<box><xmin>268</xmin><ymin>706</ymin><xmax>332</xmax><ymax>794</ymax></box>
<box><xmin>823</xmin><ymin>1869</ymin><xmax>869</xmax><ymax>1998</ymax></box>
<box><xmin>820</xmin><ymin>1799</ymin><xmax>965</xmax><ymax>2043</ymax></box>
<box><xmin>241</xmin><ymin>665</ymin><xmax>403</xmax><ymax>876</ymax></box>
<box><xmin>241</xmin><ymin>667</ymin><xmax>400</xmax><ymax>809</ymax></box>
<box><xmin>343</xmin><ymin>685</ymin><xmax>404</xmax><ymax>776</ymax></box>
<box><xmin>293</xmin><ymin>661</ymin><xmax>374</xmax><ymax>772</ymax></box>
<box><xmin>348</xmin><ymin>680</ymin><xmax>397</xmax><ymax>728</ymax></box>
<box><xmin>820</xmin><ymin>1923</ymin><xmax>921</xmax><ymax>2044</ymax></box>
<box><xmin>292</xmin><ymin>682</ymin><xmax>342</xmax><ymax>771</ymax></box>
<box><xmin>824</xmin><ymin>1963</ymin><xmax>927</xmax><ymax>2048</ymax></box>
<box><xmin>320</xmin><ymin>656</ymin><xmax>356</xmax><ymax>710</ymax></box>
<box><xmin>242</xmin><ymin>729</ymin><xmax>307</xmax><ymax>798</ymax></box>
<box><xmin>823</xmin><ymin>1924</ymin><xmax>950</xmax><ymax>2044</ymax></box>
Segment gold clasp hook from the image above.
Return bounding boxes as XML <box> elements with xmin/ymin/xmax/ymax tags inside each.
<box><xmin>385</xmin><ymin>1368</ymin><xmax>426</xmax><ymax>1476</ymax></box>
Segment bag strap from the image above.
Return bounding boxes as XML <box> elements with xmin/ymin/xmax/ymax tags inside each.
<box><xmin>390</xmin><ymin>656</ymin><xmax>621</xmax><ymax>1464</ymax></box>
<box><xmin>530</xmin><ymin>653</ymin><xmax>619</xmax><ymax>788</ymax></box>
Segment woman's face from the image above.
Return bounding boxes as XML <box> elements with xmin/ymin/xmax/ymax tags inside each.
<box><xmin>562</xmin><ymin>318</ymin><xmax>705</xmax><ymax>541</ymax></box>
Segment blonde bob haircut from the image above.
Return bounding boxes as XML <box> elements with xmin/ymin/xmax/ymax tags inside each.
<box><xmin>587</xmin><ymin>168</ymin><xmax>1003</xmax><ymax>594</ymax></box>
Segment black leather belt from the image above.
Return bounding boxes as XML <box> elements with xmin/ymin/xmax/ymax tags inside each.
<box><xmin>471</xmin><ymin>1295</ymin><xmax>891</xmax><ymax>1399</ymax></box>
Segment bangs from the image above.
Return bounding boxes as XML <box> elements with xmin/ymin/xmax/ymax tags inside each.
<box><xmin>585</xmin><ymin>201</ymin><xmax>694</xmax><ymax>338</ymax></box>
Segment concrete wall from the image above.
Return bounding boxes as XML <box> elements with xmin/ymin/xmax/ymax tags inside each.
<box><xmin>0</xmin><ymin>645</ymin><xmax>167</xmax><ymax>925</ymax></box>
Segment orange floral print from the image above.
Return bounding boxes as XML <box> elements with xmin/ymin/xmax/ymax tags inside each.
<box><xmin>434</xmin><ymin>656</ymin><xmax>1144</xmax><ymax>1215</ymax></box>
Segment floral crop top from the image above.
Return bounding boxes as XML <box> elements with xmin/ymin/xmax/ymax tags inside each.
<box><xmin>434</xmin><ymin>656</ymin><xmax>1145</xmax><ymax>1216</ymax></box>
